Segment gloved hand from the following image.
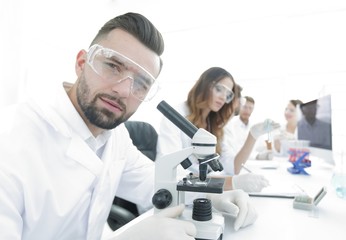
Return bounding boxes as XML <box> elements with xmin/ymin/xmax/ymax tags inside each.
<box><xmin>274</xmin><ymin>129</ymin><xmax>295</xmax><ymax>141</ymax></box>
<box><xmin>256</xmin><ymin>150</ymin><xmax>274</xmax><ymax>160</ymax></box>
<box><xmin>250</xmin><ymin>119</ymin><xmax>280</xmax><ymax>139</ymax></box>
<box><xmin>115</xmin><ymin>204</ymin><xmax>196</xmax><ymax>240</ymax></box>
<box><xmin>232</xmin><ymin>173</ymin><xmax>270</xmax><ymax>192</ymax></box>
<box><xmin>208</xmin><ymin>189</ymin><xmax>258</xmax><ymax>231</ymax></box>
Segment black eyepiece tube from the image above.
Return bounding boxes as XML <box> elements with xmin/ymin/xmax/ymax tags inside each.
<box><xmin>157</xmin><ymin>100</ymin><xmax>198</xmax><ymax>139</ymax></box>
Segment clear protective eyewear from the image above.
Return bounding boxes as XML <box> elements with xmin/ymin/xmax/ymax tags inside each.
<box><xmin>213</xmin><ymin>83</ymin><xmax>234</xmax><ymax>104</ymax></box>
<box><xmin>285</xmin><ymin>107</ymin><xmax>296</xmax><ymax>114</ymax></box>
<box><xmin>87</xmin><ymin>44</ymin><xmax>159</xmax><ymax>101</ymax></box>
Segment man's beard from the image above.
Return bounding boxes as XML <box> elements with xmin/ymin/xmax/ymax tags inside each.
<box><xmin>76</xmin><ymin>76</ymin><xmax>132</xmax><ymax>129</ymax></box>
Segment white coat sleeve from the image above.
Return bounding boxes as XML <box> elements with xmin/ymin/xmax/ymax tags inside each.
<box><xmin>0</xmin><ymin>159</ymin><xmax>23</xmax><ymax>239</ymax></box>
<box><xmin>0</xmin><ymin>106</ymin><xmax>24</xmax><ymax>239</ymax></box>
<box><xmin>218</xmin><ymin>137</ymin><xmax>236</xmax><ymax>176</ymax></box>
<box><xmin>113</xmin><ymin>127</ymin><xmax>156</xmax><ymax>212</ymax></box>
<box><xmin>223</xmin><ymin>119</ymin><xmax>239</xmax><ymax>156</ymax></box>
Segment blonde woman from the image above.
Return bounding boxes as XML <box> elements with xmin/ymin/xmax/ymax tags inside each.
<box><xmin>273</xmin><ymin>99</ymin><xmax>303</xmax><ymax>156</ymax></box>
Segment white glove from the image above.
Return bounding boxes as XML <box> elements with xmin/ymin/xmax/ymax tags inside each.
<box><xmin>274</xmin><ymin>129</ymin><xmax>289</xmax><ymax>140</ymax></box>
<box><xmin>256</xmin><ymin>150</ymin><xmax>274</xmax><ymax>160</ymax></box>
<box><xmin>232</xmin><ymin>173</ymin><xmax>270</xmax><ymax>192</ymax></box>
<box><xmin>208</xmin><ymin>189</ymin><xmax>258</xmax><ymax>231</ymax></box>
<box><xmin>115</xmin><ymin>204</ymin><xmax>196</xmax><ymax>240</ymax></box>
<box><xmin>250</xmin><ymin>119</ymin><xmax>280</xmax><ymax>139</ymax></box>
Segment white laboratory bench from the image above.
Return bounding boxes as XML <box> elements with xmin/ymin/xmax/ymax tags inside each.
<box><xmin>103</xmin><ymin>157</ymin><xmax>346</xmax><ymax>240</ymax></box>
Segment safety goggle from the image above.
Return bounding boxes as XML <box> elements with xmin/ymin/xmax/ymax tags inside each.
<box><xmin>213</xmin><ymin>83</ymin><xmax>234</xmax><ymax>104</ymax></box>
<box><xmin>285</xmin><ymin>108</ymin><xmax>296</xmax><ymax>114</ymax></box>
<box><xmin>87</xmin><ymin>44</ymin><xmax>159</xmax><ymax>101</ymax></box>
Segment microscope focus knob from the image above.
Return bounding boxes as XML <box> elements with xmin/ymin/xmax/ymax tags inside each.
<box><xmin>152</xmin><ymin>189</ymin><xmax>173</xmax><ymax>209</ymax></box>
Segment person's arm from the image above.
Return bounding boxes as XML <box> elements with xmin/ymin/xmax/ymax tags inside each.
<box><xmin>274</xmin><ymin>137</ymin><xmax>281</xmax><ymax>153</ymax></box>
<box><xmin>233</xmin><ymin>133</ymin><xmax>257</xmax><ymax>174</ymax></box>
<box><xmin>108</xmin><ymin>204</ymin><xmax>197</xmax><ymax>240</ymax></box>
<box><xmin>114</xmin><ymin>126</ymin><xmax>156</xmax><ymax>211</ymax></box>
<box><xmin>0</xmin><ymin>170</ymin><xmax>23</xmax><ymax>240</ymax></box>
<box><xmin>272</xmin><ymin>128</ymin><xmax>289</xmax><ymax>153</ymax></box>
<box><xmin>204</xmin><ymin>170</ymin><xmax>270</xmax><ymax>193</ymax></box>
<box><xmin>234</xmin><ymin>119</ymin><xmax>281</xmax><ymax>174</ymax></box>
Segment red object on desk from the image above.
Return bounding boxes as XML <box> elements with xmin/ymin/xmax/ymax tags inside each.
<box><xmin>288</xmin><ymin>148</ymin><xmax>311</xmax><ymax>163</ymax></box>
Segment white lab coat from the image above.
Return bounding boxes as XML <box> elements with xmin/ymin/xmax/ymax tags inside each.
<box><xmin>0</xmin><ymin>84</ymin><xmax>155</xmax><ymax>240</ymax></box>
<box><xmin>272</xmin><ymin>124</ymin><xmax>298</xmax><ymax>156</ymax></box>
<box><xmin>223</xmin><ymin>115</ymin><xmax>252</xmax><ymax>157</ymax></box>
<box><xmin>224</xmin><ymin>116</ymin><xmax>265</xmax><ymax>160</ymax></box>
<box><xmin>156</xmin><ymin>101</ymin><xmax>235</xmax><ymax>176</ymax></box>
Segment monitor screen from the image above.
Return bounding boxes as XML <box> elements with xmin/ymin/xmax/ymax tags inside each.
<box><xmin>297</xmin><ymin>95</ymin><xmax>333</xmax><ymax>164</ymax></box>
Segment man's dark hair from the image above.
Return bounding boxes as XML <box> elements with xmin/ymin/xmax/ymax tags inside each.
<box><xmin>90</xmin><ymin>12</ymin><xmax>164</xmax><ymax>71</ymax></box>
<box><xmin>290</xmin><ymin>99</ymin><xmax>303</xmax><ymax>107</ymax></box>
<box><xmin>244</xmin><ymin>96</ymin><xmax>255</xmax><ymax>105</ymax></box>
<box><xmin>300</xmin><ymin>99</ymin><xmax>317</xmax><ymax>110</ymax></box>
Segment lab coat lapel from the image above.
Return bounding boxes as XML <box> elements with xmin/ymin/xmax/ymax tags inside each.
<box><xmin>87</xmin><ymin>134</ymin><xmax>116</xmax><ymax>240</ymax></box>
<box><xmin>66</xmin><ymin>136</ymin><xmax>103</xmax><ymax>176</ymax></box>
<box><xmin>30</xmin><ymin>98</ymin><xmax>101</xmax><ymax>176</ymax></box>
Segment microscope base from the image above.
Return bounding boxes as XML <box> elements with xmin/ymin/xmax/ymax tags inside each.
<box><xmin>179</xmin><ymin>207</ymin><xmax>224</xmax><ymax>240</ymax></box>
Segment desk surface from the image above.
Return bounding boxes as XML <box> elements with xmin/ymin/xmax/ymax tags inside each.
<box><xmin>225</xmin><ymin>157</ymin><xmax>346</xmax><ymax>240</ymax></box>
<box><xmin>103</xmin><ymin>157</ymin><xmax>346</xmax><ymax>240</ymax></box>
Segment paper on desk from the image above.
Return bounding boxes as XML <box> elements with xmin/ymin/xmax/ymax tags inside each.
<box><xmin>244</xmin><ymin>160</ymin><xmax>280</xmax><ymax>170</ymax></box>
<box><xmin>248</xmin><ymin>181</ymin><xmax>305</xmax><ymax>198</ymax></box>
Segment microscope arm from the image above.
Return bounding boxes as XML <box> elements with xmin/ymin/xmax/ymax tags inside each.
<box><xmin>153</xmin><ymin>101</ymin><xmax>221</xmax><ymax>211</ymax></box>
<box><xmin>155</xmin><ymin>147</ymin><xmax>194</xmax><ymax>184</ymax></box>
<box><xmin>154</xmin><ymin>147</ymin><xmax>194</xmax><ymax>210</ymax></box>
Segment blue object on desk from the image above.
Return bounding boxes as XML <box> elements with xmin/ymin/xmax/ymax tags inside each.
<box><xmin>287</xmin><ymin>151</ymin><xmax>311</xmax><ymax>175</ymax></box>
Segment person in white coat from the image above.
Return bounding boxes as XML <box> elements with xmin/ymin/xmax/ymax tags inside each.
<box><xmin>224</xmin><ymin>96</ymin><xmax>255</xmax><ymax>158</ymax></box>
<box><xmin>272</xmin><ymin>99</ymin><xmax>303</xmax><ymax>156</ymax></box>
<box><xmin>0</xmin><ymin>13</ymin><xmax>258</xmax><ymax>240</ymax></box>
<box><xmin>156</xmin><ymin>67</ymin><xmax>280</xmax><ymax>192</ymax></box>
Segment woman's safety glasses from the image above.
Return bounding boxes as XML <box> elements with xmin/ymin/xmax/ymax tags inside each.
<box><xmin>212</xmin><ymin>83</ymin><xmax>234</xmax><ymax>104</ymax></box>
<box><xmin>87</xmin><ymin>44</ymin><xmax>159</xmax><ymax>101</ymax></box>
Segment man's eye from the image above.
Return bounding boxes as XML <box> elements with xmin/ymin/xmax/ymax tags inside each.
<box><xmin>134</xmin><ymin>77</ymin><xmax>151</xmax><ymax>92</ymax></box>
<box><xmin>104</xmin><ymin>60</ymin><xmax>122</xmax><ymax>73</ymax></box>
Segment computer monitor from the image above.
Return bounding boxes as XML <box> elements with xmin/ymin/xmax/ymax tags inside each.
<box><xmin>297</xmin><ymin>95</ymin><xmax>334</xmax><ymax>165</ymax></box>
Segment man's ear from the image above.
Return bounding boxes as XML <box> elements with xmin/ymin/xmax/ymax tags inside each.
<box><xmin>75</xmin><ymin>49</ymin><xmax>87</xmax><ymax>76</ymax></box>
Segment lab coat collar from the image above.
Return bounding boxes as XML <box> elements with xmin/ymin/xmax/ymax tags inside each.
<box><xmin>58</xmin><ymin>82</ymin><xmax>99</xmax><ymax>141</ymax></box>
<box><xmin>59</xmin><ymin>82</ymin><xmax>112</xmax><ymax>153</ymax></box>
<box><xmin>38</xmin><ymin>82</ymin><xmax>111</xmax><ymax>147</ymax></box>
<box><xmin>30</xmin><ymin>82</ymin><xmax>112</xmax><ymax>176</ymax></box>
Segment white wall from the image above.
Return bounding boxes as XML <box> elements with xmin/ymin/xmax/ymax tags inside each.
<box><xmin>131</xmin><ymin>0</ymin><xmax>346</xmax><ymax>133</ymax></box>
<box><xmin>1</xmin><ymin>0</ymin><xmax>345</xmax><ymax>135</ymax></box>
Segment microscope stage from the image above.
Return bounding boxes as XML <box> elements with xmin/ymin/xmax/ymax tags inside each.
<box><xmin>177</xmin><ymin>177</ymin><xmax>225</xmax><ymax>193</ymax></box>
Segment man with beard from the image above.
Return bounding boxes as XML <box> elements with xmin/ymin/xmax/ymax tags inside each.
<box><xmin>225</xmin><ymin>96</ymin><xmax>256</xmax><ymax>155</ymax></box>
<box><xmin>0</xmin><ymin>12</ymin><xmax>257</xmax><ymax>240</ymax></box>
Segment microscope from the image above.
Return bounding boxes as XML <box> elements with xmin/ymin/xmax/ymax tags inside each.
<box><xmin>152</xmin><ymin>100</ymin><xmax>225</xmax><ymax>240</ymax></box>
